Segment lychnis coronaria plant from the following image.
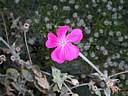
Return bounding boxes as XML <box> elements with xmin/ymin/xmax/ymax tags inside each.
<box><xmin>45</xmin><ymin>25</ymin><xmax>122</xmax><ymax>96</ymax></box>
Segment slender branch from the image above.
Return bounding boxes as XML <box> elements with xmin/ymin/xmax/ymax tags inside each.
<box><xmin>0</xmin><ymin>74</ymin><xmax>7</xmax><ymax>77</ymax></box>
<box><xmin>24</xmin><ymin>31</ymin><xmax>33</xmax><ymax>65</ymax></box>
<box><xmin>79</xmin><ymin>52</ymin><xmax>104</xmax><ymax>77</ymax></box>
<box><xmin>41</xmin><ymin>70</ymin><xmax>51</xmax><ymax>76</ymax></box>
<box><xmin>61</xmin><ymin>83</ymin><xmax>89</xmax><ymax>96</ymax></box>
<box><xmin>109</xmin><ymin>70</ymin><xmax>128</xmax><ymax>78</ymax></box>
<box><xmin>1</xmin><ymin>12</ymin><xmax>9</xmax><ymax>44</ymax></box>
<box><xmin>70</xmin><ymin>83</ymin><xmax>89</xmax><ymax>90</ymax></box>
<box><xmin>0</xmin><ymin>37</ymin><xmax>20</xmax><ymax>60</ymax></box>
<box><xmin>63</xmin><ymin>83</ymin><xmax>73</xmax><ymax>95</ymax></box>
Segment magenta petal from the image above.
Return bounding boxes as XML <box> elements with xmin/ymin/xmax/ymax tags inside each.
<box><xmin>67</xmin><ymin>29</ymin><xmax>83</xmax><ymax>43</ymax></box>
<box><xmin>64</xmin><ymin>43</ymin><xmax>80</xmax><ymax>61</ymax></box>
<box><xmin>56</xmin><ymin>26</ymin><xmax>69</xmax><ymax>37</ymax></box>
<box><xmin>46</xmin><ymin>32</ymin><xmax>57</xmax><ymax>48</ymax></box>
<box><xmin>51</xmin><ymin>46</ymin><xmax>65</xmax><ymax>64</ymax></box>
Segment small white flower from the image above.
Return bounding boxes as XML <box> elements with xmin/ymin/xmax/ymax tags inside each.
<box><xmin>23</xmin><ymin>23</ymin><xmax>30</xmax><ymax>29</ymax></box>
<box><xmin>116</xmin><ymin>31</ymin><xmax>121</xmax><ymax>36</ymax></box>
<box><xmin>104</xmin><ymin>20</ymin><xmax>110</xmax><ymax>25</ymax></box>
<box><xmin>94</xmin><ymin>32</ymin><xmax>99</xmax><ymax>38</ymax></box>
<box><xmin>107</xmin><ymin>57</ymin><xmax>111</xmax><ymax>62</ymax></box>
<box><xmin>16</xmin><ymin>47</ymin><xmax>21</xmax><ymax>52</ymax></box>
<box><xmin>120</xmin><ymin>0</ymin><xmax>124</xmax><ymax>4</ymax></box>
<box><xmin>108</xmin><ymin>1</ymin><xmax>112</xmax><ymax>5</ymax></box>
<box><xmin>112</xmin><ymin>8</ymin><xmax>117</xmax><ymax>12</ymax></box>
<box><xmin>19</xmin><ymin>60</ymin><xmax>24</xmax><ymax>65</ymax></box>
<box><xmin>46</xmin><ymin>23</ymin><xmax>52</xmax><ymax>29</ymax></box>
<box><xmin>11</xmin><ymin>55</ymin><xmax>16</xmax><ymax>61</ymax></box>
<box><xmin>112</xmin><ymin>13</ymin><xmax>117</xmax><ymax>19</ymax></box>
<box><xmin>63</xmin><ymin>6</ymin><xmax>71</xmax><ymax>11</ymax></box>
<box><xmin>118</xmin><ymin>61</ymin><xmax>125</xmax><ymax>70</ymax></box>
<box><xmin>107</xmin><ymin>4</ymin><xmax>112</xmax><ymax>10</ymax></box>
<box><xmin>91</xmin><ymin>0</ymin><xmax>96</xmax><ymax>3</ymax></box>
<box><xmin>125</xmin><ymin>80</ymin><xmax>128</xmax><ymax>85</ymax></box>
<box><xmin>113</xmin><ymin>62</ymin><xmax>118</xmax><ymax>67</ymax></box>
<box><xmin>77</xmin><ymin>19</ymin><xmax>85</xmax><ymax>26</ymax></box>
<box><xmin>93</xmin><ymin>3</ymin><xmax>97</xmax><ymax>7</ymax></box>
<box><xmin>104</xmin><ymin>63</ymin><xmax>109</xmax><ymax>68</ymax></box>
<box><xmin>86</xmin><ymin>4</ymin><xmax>89</xmax><ymax>8</ymax></box>
<box><xmin>97</xmin><ymin>9</ymin><xmax>101</xmax><ymax>12</ymax></box>
<box><xmin>100</xmin><ymin>46</ymin><xmax>105</xmax><ymax>51</ymax></box>
<box><xmin>102</xmin><ymin>0</ymin><xmax>107</xmax><ymax>3</ymax></box>
<box><xmin>118</xmin><ymin>37</ymin><xmax>123</xmax><ymax>42</ymax></box>
<box><xmin>109</xmin><ymin>31</ymin><xmax>114</xmax><ymax>36</ymax></box>
<box><xmin>106</xmin><ymin>80</ymin><xmax>114</xmax><ymax>87</ymax></box>
<box><xmin>84</xmin><ymin>42</ymin><xmax>90</xmax><ymax>50</ymax></box>
<box><xmin>90</xmin><ymin>52</ymin><xmax>95</xmax><ymax>58</ymax></box>
<box><xmin>124</xmin><ymin>35</ymin><xmax>128</xmax><ymax>39</ymax></box>
<box><xmin>53</xmin><ymin>5</ymin><xmax>58</xmax><ymax>11</ymax></box>
<box><xmin>96</xmin><ymin>45</ymin><xmax>100</xmax><ymax>50</ymax></box>
<box><xmin>44</xmin><ymin>17</ymin><xmax>49</xmax><ymax>23</ymax></box>
<box><xmin>89</xmin><ymin>37</ymin><xmax>94</xmax><ymax>43</ymax></box>
<box><xmin>0</xmin><ymin>55</ymin><xmax>6</xmax><ymax>64</ymax></box>
<box><xmin>60</xmin><ymin>0</ymin><xmax>66</xmax><ymax>2</ymax></box>
<box><xmin>71</xmin><ymin>79</ymin><xmax>79</xmax><ymax>85</ymax></box>
<box><xmin>87</xmin><ymin>15</ymin><xmax>92</xmax><ymax>20</ymax></box>
<box><xmin>103</xmin><ymin>50</ymin><xmax>108</xmax><ymax>55</ymax></box>
<box><xmin>118</xmin><ymin>14</ymin><xmax>122</xmax><ymax>19</ymax></box>
<box><xmin>115</xmin><ymin>53</ymin><xmax>120</xmax><ymax>59</ymax></box>
<box><xmin>84</xmin><ymin>52</ymin><xmax>88</xmax><ymax>56</ymax></box>
<box><xmin>92</xmin><ymin>85</ymin><xmax>98</xmax><ymax>91</ymax></box>
<box><xmin>86</xmin><ymin>28</ymin><xmax>91</xmax><ymax>34</ymax></box>
<box><xmin>118</xmin><ymin>6</ymin><xmax>123</xmax><ymax>10</ymax></box>
<box><xmin>99</xmin><ymin>29</ymin><xmax>103</xmax><ymax>34</ymax></box>
<box><xmin>69</xmin><ymin>0</ymin><xmax>75</xmax><ymax>4</ymax></box>
<box><xmin>74</xmin><ymin>5</ymin><xmax>79</xmax><ymax>9</ymax></box>
<box><xmin>72</xmin><ymin>12</ymin><xmax>78</xmax><ymax>18</ymax></box>
<box><xmin>0</xmin><ymin>55</ymin><xmax>6</xmax><ymax>61</ymax></box>
<box><xmin>65</xmin><ymin>19</ymin><xmax>71</xmax><ymax>24</ymax></box>
<box><xmin>102</xmin><ymin>12</ymin><xmax>106</xmax><ymax>16</ymax></box>
<box><xmin>114</xmin><ymin>21</ymin><xmax>118</xmax><ymax>25</ymax></box>
<box><xmin>15</xmin><ymin>0</ymin><xmax>20</xmax><ymax>4</ymax></box>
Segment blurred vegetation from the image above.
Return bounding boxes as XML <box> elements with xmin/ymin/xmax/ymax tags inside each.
<box><xmin>0</xmin><ymin>0</ymin><xmax>128</xmax><ymax>95</ymax></box>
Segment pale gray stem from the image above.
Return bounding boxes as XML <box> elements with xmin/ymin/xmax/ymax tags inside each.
<box><xmin>1</xmin><ymin>13</ymin><xmax>9</xmax><ymax>44</ymax></box>
<box><xmin>0</xmin><ymin>37</ymin><xmax>20</xmax><ymax>60</ymax></box>
<box><xmin>63</xmin><ymin>83</ymin><xmax>73</xmax><ymax>95</ymax></box>
<box><xmin>24</xmin><ymin>32</ymin><xmax>33</xmax><ymax>65</ymax></box>
<box><xmin>109</xmin><ymin>70</ymin><xmax>128</xmax><ymax>78</ymax></box>
<box><xmin>79</xmin><ymin>52</ymin><xmax>104</xmax><ymax>76</ymax></box>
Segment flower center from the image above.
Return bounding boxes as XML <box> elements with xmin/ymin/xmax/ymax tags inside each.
<box><xmin>57</xmin><ymin>38</ymin><xmax>67</xmax><ymax>46</ymax></box>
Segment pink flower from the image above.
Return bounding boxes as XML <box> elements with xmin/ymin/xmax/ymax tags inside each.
<box><xmin>46</xmin><ymin>26</ymin><xmax>83</xmax><ymax>64</ymax></box>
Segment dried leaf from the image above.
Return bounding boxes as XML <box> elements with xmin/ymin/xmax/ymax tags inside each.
<box><xmin>22</xmin><ymin>69</ymin><xmax>34</xmax><ymax>82</ymax></box>
<box><xmin>32</xmin><ymin>65</ymin><xmax>42</xmax><ymax>78</ymax></box>
<box><xmin>34</xmin><ymin>81</ymin><xmax>47</xmax><ymax>94</ymax></box>
<box><xmin>35</xmin><ymin>75</ymin><xmax>49</xmax><ymax>89</ymax></box>
<box><xmin>6</xmin><ymin>68</ymin><xmax>19</xmax><ymax>81</ymax></box>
